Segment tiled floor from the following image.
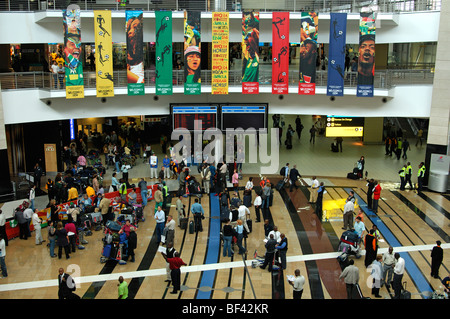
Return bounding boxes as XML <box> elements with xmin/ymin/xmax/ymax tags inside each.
<box><xmin>0</xmin><ymin>116</ymin><xmax>446</xmax><ymax>303</ymax></box>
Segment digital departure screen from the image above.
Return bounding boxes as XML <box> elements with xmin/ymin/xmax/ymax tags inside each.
<box><xmin>221</xmin><ymin>104</ymin><xmax>268</xmax><ymax>131</ymax></box>
<box><xmin>171</xmin><ymin>105</ymin><xmax>218</xmax><ymax>131</ymax></box>
<box><xmin>325</xmin><ymin>116</ymin><xmax>364</xmax><ymax>137</ymax></box>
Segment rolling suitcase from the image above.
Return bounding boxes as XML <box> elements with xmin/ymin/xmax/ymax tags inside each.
<box><xmin>189</xmin><ymin>220</ymin><xmax>194</xmax><ymax>234</ymax></box>
<box><xmin>180</xmin><ymin>217</ymin><xmax>188</xmax><ymax>230</ymax></box>
<box><xmin>400</xmin><ymin>282</ymin><xmax>411</xmax><ymax>299</ymax></box>
<box><xmin>243</xmin><ymin>194</ymin><xmax>252</xmax><ymax>207</ymax></box>
<box><xmin>102</xmin><ymin>244</ymin><xmax>112</xmax><ymax>258</ymax></box>
<box><xmin>276</xmin><ymin>179</ymin><xmax>285</xmax><ymax>191</ymax></box>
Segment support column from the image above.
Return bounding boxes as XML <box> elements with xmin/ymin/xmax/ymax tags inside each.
<box><xmin>425</xmin><ymin>0</ymin><xmax>450</xmax><ymax>184</ymax></box>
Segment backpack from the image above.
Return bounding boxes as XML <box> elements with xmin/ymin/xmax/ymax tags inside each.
<box><xmin>280</xmin><ymin>167</ymin><xmax>286</xmax><ymax>176</ymax></box>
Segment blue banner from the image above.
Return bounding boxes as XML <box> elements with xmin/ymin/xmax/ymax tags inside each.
<box><xmin>357</xmin><ymin>11</ymin><xmax>376</xmax><ymax>97</ymax></box>
<box><xmin>327</xmin><ymin>13</ymin><xmax>347</xmax><ymax>97</ymax></box>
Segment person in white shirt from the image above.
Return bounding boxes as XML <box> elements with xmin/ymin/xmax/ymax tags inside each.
<box><xmin>238</xmin><ymin>204</ymin><xmax>251</xmax><ymax>234</ymax></box>
<box><xmin>0</xmin><ymin>235</ymin><xmax>7</xmax><ymax>278</ymax></box>
<box><xmin>0</xmin><ymin>210</ymin><xmax>7</xmax><ymax>247</ymax></box>
<box><xmin>253</xmin><ymin>194</ymin><xmax>262</xmax><ymax>223</ymax></box>
<box><xmin>392</xmin><ymin>253</ymin><xmax>405</xmax><ymax>299</ymax></box>
<box><xmin>268</xmin><ymin>226</ymin><xmax>281</xmax><ymax>243</ymax></box>
<box><xmin>32</xmin><ymin>209</ymin><xmax>44</xmax><ymax>245</ymax></box>
<box><xmin>309</xmin><ymin>176</ymin><xmax>319</xmax><ymax>203</ymax></box>
<box><xmin>289</xmin><ymin>269</ymin><xmax>305</xmax><ymax>299</ymax></box>
<box><xmin>23</xmin><ymin>207</ymin><xmax>33</xmax><ymax>239</ymax></box>
<box><xmin>29</xmin><ymin>185</ymin><xmax>36</xmax><ymax>211</ymax></box>
<box><xmin>342</xmin><ymin>199</ymin><xmax>355</xmax><ymax>230</ymax></box>
<box><xmin>382</xmin><ymin>246</ymin><xmax>396</xmax><ymax>288</ymax></box>
<box><xmin>245</xmin><ymin>177</ymin><xmax>254</xmax><ymax>191</ymax></box>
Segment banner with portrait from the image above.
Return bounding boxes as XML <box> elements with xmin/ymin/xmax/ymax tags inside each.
<box><xmin>126</xmin><ymin>10</ymin><xmax>145</xmax><ymax>96</ymax></box>
<box><xmin>357</xmin><ymin>11</ymin><xmax>376</xmax><ymax>97</ymax></box>
<box><xmin>94</xmin><ymin>10</ymin><xmax>114</xmax><ymax>98</ymax></box>
<box><xmin>241</xmin><ymin>11</ymin><xmax>260</xmax><ymax>94</ymax></box>
<box><xmin>272</xmin><ymin>12</ymin><xmax>289</xmax><ymax>95</ymax></box>
<box><xmin>63</xmin><ymin>7</ymin><xmax>84</xmax><ymax>99</ymax></box>
<box><xmin>211</xmin><ymin>12</ymin><xmax>229</xmax><ymax>95</ymax></box>
<box><xmin>155</xmin><ymin>11</ymin><xmax>173</xmax><ymax>95</ymax></box>
<box><xmin>184</xmin><ymin>11</ymin><xmax>201</xmax><ymax>95</ymax></box>
<box><xmin>298</xmin><ymin>12</ymin><xmax>318</xmax><ymax>95</ymax></box>
<box><xmin>327</xmin><ymin>12</ymin><xmax>347</xmax><ymax>97</ymax></box>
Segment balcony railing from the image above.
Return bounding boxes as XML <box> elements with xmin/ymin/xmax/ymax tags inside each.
<box><xmin>0</xmin><ymin>69</ymin><xmax>434</xmax><ymax>92</ymax></box>
<box><xmin>0</xmin><ymin>0</ymin><xmax>442</xmax><ymax>13</ymax></box>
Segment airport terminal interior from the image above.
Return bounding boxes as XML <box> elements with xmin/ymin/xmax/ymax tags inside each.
<box><xmin>0</xmin><ymin>0</ymin><xmax>449</xmax><ymax>304</ymax></box>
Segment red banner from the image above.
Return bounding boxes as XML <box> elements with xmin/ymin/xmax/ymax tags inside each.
<box><xmin>272</xmin><ymin>12</ymin><xmax>290</xmax><ymax>95</ymax></box>
<box><xmin>242</xmin><ymin>11</ymin><xmax>260</xmax><ymax>94</ymax></box>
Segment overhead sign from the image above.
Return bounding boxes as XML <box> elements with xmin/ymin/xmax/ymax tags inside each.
<box><xmin>325</xmin><ymin>116</ymin><xmax>364</xmax><ymax>137</ymax></box>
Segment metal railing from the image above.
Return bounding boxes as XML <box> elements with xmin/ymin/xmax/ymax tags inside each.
<box><xmin>0</xmin><ymin>68</ymin><xmax>434</xmax><ymax>91</ymax></box>
<box><xmin>0</xmin><ymin>0</ymin><xmax>442</xmax><ymax>13</ymax></box>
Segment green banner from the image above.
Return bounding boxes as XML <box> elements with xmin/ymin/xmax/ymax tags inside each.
<box><xmin>155</xmin><ymin>11</ymin><xmax>173</xmax><ymax>95</ymax></box>
<box><xmin>184</xmin><ymin>11</ymin><xmax>201</xmax><ymax>95</ymax></box>
<box><xmin>126</xmin><ymin>10</ymin><xmax>145</xmax><ymax>96</ymax></box>
<box><xmin>63</xmin><ymin>7</ymin><xmax>84</xmax><ymax>99</ymax></box>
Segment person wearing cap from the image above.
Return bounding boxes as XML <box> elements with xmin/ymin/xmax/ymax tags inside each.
<box><xmin>357</xmin><ymin>34</ymin><xmax>375</xmax><ymax>85</ymax></box>
<box><xmin>299</xmin><ymin>38</ymin><xmax>317</xmax><ymax>84</ymax></box>
<box><xmin>184</xmin><ymin>45</ymin><xmax>201</xmax><ymax>84</ymax></box>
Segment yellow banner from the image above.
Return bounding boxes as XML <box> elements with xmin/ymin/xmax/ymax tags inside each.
<box><xmin>94</xmin><ymin>10</ymin><xmax>114</xmax><ymax>97</ymax></box>
<box><xmin>211</xmin><ymin>12</ymin><xmax>229</xmax><ymax>95</ymax></box>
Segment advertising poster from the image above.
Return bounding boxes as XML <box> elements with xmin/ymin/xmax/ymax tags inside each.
<box><xmin>272</xmin><ymin>12</ymin><xmax>289</xmax><ymax>95</ymax></box>
<box><xmin>94</xmin><ymin>10</ymin><xmax>114</xmax><ymax>97</ymax></box>
<box><xmin>299</xmin><ymin>12</ymin><xmax>318</xmax><ymax>95</ymax></box>
<box><xmin>184</xmin><ymin>11</ymin><xmax>201</xmax><ymax>95</ymax></box>
<box><xmin>63</xmin><ymin>7</ymin><xmax>84</xmax><ymax>99</ymax></box>
<box><xmin>242</xmin><ymin>11</ymin><xmax>259</xmax><ymax>94</ymax></box>
<box><xmin>327</xmin><ymin>12</ymin><xmax>347</xmax><ymax>97</ymax></box>
<box><xmin>155</xmin><ymin>11</ymin><xmax>173</xmax><ymax>95</ymax></box>
<box><xmin>211</xmin><ymin>12</ymin><xmax>229</xmax><ymax>95</ymax></box>
<box><xmin>357</xmin><ymin>11</ymin><xmax>376</xmax><ymax>97</ymax></box>
<box><xmin>126</xmin><ymin>10</ymin><xmax>145</xmax><ymax>96</ymax></box>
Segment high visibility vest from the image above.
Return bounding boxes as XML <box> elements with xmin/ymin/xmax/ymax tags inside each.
<box><xmin>418</xmin><ymin>166</ymin><xmax>425</xmax><ymax>178</ymax></box>
<box><xmin>399</xmin><ymin>167</ymin><xmax>406</xmax><ymax>177</ymax></box>
<box><xmin>119</xmin><ymin>183</ymin><xmax>127</xmax><ymax>195</ymax></box>
<box><xmin>406</xmin><ymin>165</ymin><xmax>412</xmax><ymax>175</ymax></box>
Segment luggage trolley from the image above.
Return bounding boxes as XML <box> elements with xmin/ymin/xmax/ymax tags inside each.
<box><xmin>337</xmin><ymin>230</ymin><xmax>362</xmax><ymax>262</ymax></box>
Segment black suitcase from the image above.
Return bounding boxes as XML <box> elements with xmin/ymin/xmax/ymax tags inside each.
<box><xmin>180</xmin><ymin>217</ymin><xmax>188</xmax><ymax>230</ymax></box>
<box><xmin>247</xmin><ymin>219</ymin><xmax>252</xmax><ymax>233</ymax></box>
<box><xmin>189</xmin><ymin>220</ymin><xmax>194</xmax><ymax>234</ymax></box>
<box><xmin>400</xmin><ymin>282</ymin><xmax>411</xmax><ymax>299</ymax></box>
<box><xmin>276</xmin><ymin>179</ymin><xmax>285</xmax><ymax>191</ymax></box>
<box><xmin>347</xmin><ymin>172</ymin><xmax>358</xmax><ymax>180</ymax></box>
<box><xmin>220</xmin><ymin>205</ymin><xmax>230</xmax><ymax>222</ymax></box>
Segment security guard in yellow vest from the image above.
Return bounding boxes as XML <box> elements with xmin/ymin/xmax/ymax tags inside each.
<box><xmin>398</xmin><ymin>164</ymin><xmax>406</xmax><ymax>190</ymax></box>
<box><xmin>405</xmin><ymin>162</ymin><xmax>413</xmax><ymax>189</ymax></box>
<box><xmin>119</xmin><ymin>180</ymin><xmax>127</xmax><ymax>201</ymax></box>
<box><xmin>417</xmin><ymin>162</ymin><xmax>426</xmax><ymax>194</ymax></box>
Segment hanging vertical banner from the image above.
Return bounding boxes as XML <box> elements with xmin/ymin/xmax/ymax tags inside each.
<box><xmin>63</xmin><ymin>6</ymin><xmax>84</xmax><ymax>99</ymax></box>
<box><xmin>94</xmin><ymin>10</ymin><xmax>114</xmax><ymax>98</ymax></box>
<box><xmin>211</xmin><ymin>12</ymin><xmax>229</xmax><ymax>95</ymax></box>
<box><xmin>242</xmin><ymin>11</ymin><xmax>260</xmax><ymax>94</ymax></box>
<box><xmin>327</xmin><ymin>12</ymin><xmax>347</xmax><ymax>97</ymax></box>
<box><xmin>357</xmin><ymin>11</ymin><xmax>376</xmax><ymax>97</ymax></box>
<box><xmin>272</xmin><ymin>12</ymin><xmax>289</xmax><ymax>95</ymax></box>
<box><xmin>155</xmin><ymin>11</ymin><xmax>173</xmax><ymax>95</ymax></box>
<box><xmin>184</xmin><ymin>11</ymin><xmax>201</xmax><ymax>95</ymax></box>
<box><xmin>299</xmin><ymin>12</ymin><xmax>318</xmax><ymax>95</ymax></box>
<box><xmin>126</xmin><ymin>10</ymin><xmax>145</xmax><ymax>96</ymax></box>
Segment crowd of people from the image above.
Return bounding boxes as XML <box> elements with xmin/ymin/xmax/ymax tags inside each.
<box><xmin>0</xmin><ymin>121</ymin><xmax>445</xmax><ymax>300</ymax></box>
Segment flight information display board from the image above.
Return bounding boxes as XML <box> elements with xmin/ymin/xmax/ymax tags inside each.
<box><xmin>171</xmin><ymin>105</ymin><xmax>218</xmax><ymax>131</ymax></box>
<box><xmin>220</xmin><ymin>104</ymin><xmax>268</xmax><ymax>131</ymax></box>
<box><xmin>325</xmin><ymin>116</ymin><xmax>364</xmax><ymax>137</ymax></box>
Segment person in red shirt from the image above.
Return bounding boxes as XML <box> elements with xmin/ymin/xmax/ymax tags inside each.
<box><xmin>162</xmin><ymin>251</ymin><xmax>186</xmax><ymax>294</ymax></box>
<box><xmin>64</xmin><ymin>220</ymin><xmax>77</xmax><ymax>253</ymax></box>
<box><xmin>372</xmin><ymin>181</ymin><xmax>382</xmax><ymax>213</ymax></box>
